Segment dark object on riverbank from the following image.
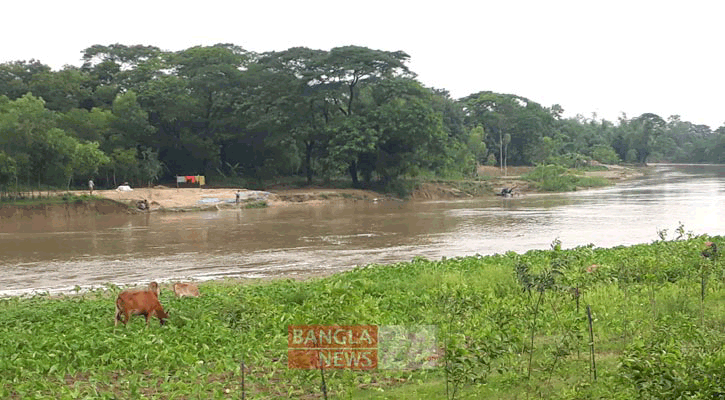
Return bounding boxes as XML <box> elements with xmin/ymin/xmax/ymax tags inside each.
<box><xmin>136</xmin><ymin>199</ymin><xmax>149</xmax><ymax>211</ymax></box>
<box><xmin>497</xmin><ymin>185</ymin><xmax>518</xmax><ymax>197</ymax></box>
<box><xmin>702</xmin><ymin>241</ymin><xmax>718</xmax><ymax>259</ymax></box>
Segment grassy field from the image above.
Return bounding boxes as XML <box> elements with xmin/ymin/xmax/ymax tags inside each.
<box><xmin>1</xmin><ymin>232</ymin><xmax>723</xmax><ymax>399</ymax></box>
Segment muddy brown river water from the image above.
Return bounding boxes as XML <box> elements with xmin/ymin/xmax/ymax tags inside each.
<box><xmin>1</xmin><ymin>164</ymin><xmax>723</xmax><ymax>296</ymax></box>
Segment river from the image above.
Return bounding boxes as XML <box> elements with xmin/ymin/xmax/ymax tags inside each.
<box><xmin>1</xmin><ymin>164</ymin><xmax>723</xmax><ymax>296</ymax></box>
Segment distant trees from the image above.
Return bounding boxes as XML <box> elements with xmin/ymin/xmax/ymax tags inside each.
<box><xmin>0</xmin><ymin>94</ymin><xmax>108</xmax><ymax>188</ymax></box>
<box><xmin>0</xmin><ymin>43</ymin><xmax>723</xmax><ymax>192</ymax></box>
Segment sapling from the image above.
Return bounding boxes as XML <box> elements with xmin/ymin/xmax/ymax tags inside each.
<box><xmin>700</xmin><ymin>241</ymin><xmax>718</xmax><ymax>326</ymax></box>
<box><xmin>586</xmin><ymin>305</ymin><xmax>596</xmax><ymax>381</ymax></box>
<box><xmin>516</xmin><ymin>262</ymin><xmax>561</xmax><ymax>380</ymax></box>
<box><xmin>240</xmin><ymin>357</ymin><xmax>246</xmax><ymax>400</ymax></box>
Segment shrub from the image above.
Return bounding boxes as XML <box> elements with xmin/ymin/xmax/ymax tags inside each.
<box><xmin>590</xmin><ymin>145</ymin><xmax>621</xmax><ymax>164</ymax></box>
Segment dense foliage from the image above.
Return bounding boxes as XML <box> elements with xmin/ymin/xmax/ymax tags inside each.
<box><xmin>1</xmin><ymin>44</ymin><xmax>723</xmax><ymax>191</ymax></box>
<box><xmin>0</xmin><ymin>234</ymin><xmax>722</xmax><ymax>398</ymax></box>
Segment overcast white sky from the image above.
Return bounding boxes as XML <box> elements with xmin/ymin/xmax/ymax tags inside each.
<box><xmin>3</xmin><ymin>0</ymin><xmax>724</xmax><ymax>128</ymax></box>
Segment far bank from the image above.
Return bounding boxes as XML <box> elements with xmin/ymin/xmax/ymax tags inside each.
<box><xmin>0</xmin><ymin>164</ymin><xmax>646</xmax><ymax>215</ymax></box>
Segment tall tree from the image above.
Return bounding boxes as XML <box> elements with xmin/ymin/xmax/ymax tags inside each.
<box><xmin>0</xmin><ymin>60</ymin><xmax>50</xmax><ymax>100</ymax></box>
<box><xmin>161</xmin><ymin>44</ymin><xmax>249</xmax><ymax>175</ymax></box>
<box><xmin>461</xmin><ymin>91</ymin><xmax>555</xmax><ymax>166</ymax></box>
<box><xmin>630</xmin><ymin>113</ymin><xmax>665</xmax><ymax>164</ymax></box>
<box><xmin>247</xmin><ymin>47</ymin><xmax>330</xmax><ymax>182</ymax></box>
<box><xmin>314</xmin><ymin>46</ymin><xmax>413</xmax><ymax>186</ymax></box>
<box><xmin>28</xmin><ymin>66</ymin><xmax>92</xmax><ymax>112</ymax></box>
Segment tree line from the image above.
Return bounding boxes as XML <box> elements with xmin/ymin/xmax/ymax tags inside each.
<box><xmin>1</xmin><ymin>43</ymin><xmax>723</xmax><ymax>191</ymax></box>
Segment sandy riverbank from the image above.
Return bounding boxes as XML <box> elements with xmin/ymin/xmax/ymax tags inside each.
<box><xmin>79</xmin><ymin>164</ymin><xmax>645</xmax><ymax>212</ymax></box>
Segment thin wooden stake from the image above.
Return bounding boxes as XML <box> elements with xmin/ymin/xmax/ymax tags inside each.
<box><xmin>319</xmin><ymin>362</ymin><xmax>328</xmax><ymax>400</ymax></box>
<box><xmin>586</xmin><ymin>305</ymin><xmax>597</xmax><ymax>381</ymax></box>
<box><xmin>575</xmin><ymin>287</ymin><xmax>581</xmax><ymax>360</ymax></box>
<box><xmin>240</xmin><ymin>357</ymin><xmax>245</xmax><ymax>400</ymax></box>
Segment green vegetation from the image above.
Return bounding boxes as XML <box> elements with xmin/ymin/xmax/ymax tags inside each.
<box><xmin>243</xmin><ymin>200</ymin><xmax>268</xmax><ymax>209</ymax></box>
<box><xmin>522</xmin><ymin>165</ymin><xmax>611</xmax><ymax>192</ymax></box>
<box><xmin>0</xmin><ymin>192</ymin><xmax>103</xmax><ymax>205</ymax></box>
<box><xmin>1</xmin><ymin>45</ymin><xmax>723</xmax><ymax>197</ymax></box>
<box><xmin>1</xmin><ymin>233</ymin><xmax>723</xmax><ymax>399</ymax></box>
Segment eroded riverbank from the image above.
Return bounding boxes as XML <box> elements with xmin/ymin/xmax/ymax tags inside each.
<box><xmin>3</xmin><ymin>164</ymin><xmax>643</xmax><ymax>213</ymax></box>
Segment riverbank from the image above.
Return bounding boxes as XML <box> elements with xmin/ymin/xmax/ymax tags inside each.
<box><xmin>1</xmin><ymin>235</ymin><xmax>721</xmax><ymax>398</ymax></box>
<box><xmin>32</xmin><ymin>164</ymin><xmax>643</xmax><ymax>213</ymax></box>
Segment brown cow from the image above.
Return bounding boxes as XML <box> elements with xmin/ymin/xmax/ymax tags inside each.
<box><xmin>146</xmin><ymin>281</ymin><xmax>160</xmax><ymax>297</ymax></box>
<box><xmin>115</xmin><ymin>288</ymin><xmax>168</xmax><ymax>326</ymax></box>
<box><xmin>172</xmin><ymin>282</ymin><xmax>200</xmax><ymax>298</ymax></box>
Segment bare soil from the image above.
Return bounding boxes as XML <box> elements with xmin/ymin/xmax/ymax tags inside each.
<box><xmin>73</xmin><ymin>164</ymin><xmax>644</xmax><ymax>212</ymax></box>
<box><xmin>91</xmin><ymin>187</ymin><xmax>386</xmax><ymax>212</ymax></box>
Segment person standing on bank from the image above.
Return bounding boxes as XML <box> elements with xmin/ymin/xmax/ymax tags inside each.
<box><xmin>88</xmin><ymin>179</ymin><xmax>94</xmax><ymax>195</ymax></box>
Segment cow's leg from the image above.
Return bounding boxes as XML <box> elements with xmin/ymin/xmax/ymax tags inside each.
<box><xmin>115</xmin><ymin>300</ymin><xmax>122</xmax><ymax>326</ymax></box>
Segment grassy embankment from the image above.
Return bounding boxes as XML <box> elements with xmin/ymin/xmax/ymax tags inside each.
<box><xmin>1</xmin><ymin>232</ymin><xmax>723</xmax><ymax>399</ymax></box>
<box><xmin>0</xmin><ymin>193</ymin><xmax>103</xmax><ymax>206</ymax></box>
<box><xmin>520</xmin><ymin>164</ymin><xmax>612</xmax><ymax>192</ymax></box>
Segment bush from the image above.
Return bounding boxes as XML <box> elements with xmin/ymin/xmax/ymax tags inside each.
<box><xmin>486</xmin><ymin>154</ymin><xmax>497</xmax><ymax>166</ymax></box>
<box><xmin>590</xmin><ymin>145</ymin><xmax>621</xmax><ymax>164</ymax></box>
<box><xmin>545</xmin><ymin>153</ymin><xmax>590</xmax><ymax>169</ymax></box>
<box><xmin>524</xmin><ymin>164</ymin><xmax>610</xmax><ymax>191</ymax></box>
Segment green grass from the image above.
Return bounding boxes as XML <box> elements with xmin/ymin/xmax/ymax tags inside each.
<box><xmin>523</xmin><ymin>164</ymin><xmax>612</xmax><ymax>191</ymax></box>
<box><xmin>243</xmin><ymin>200</ymin><xmax>268</xmax><ymax>209</ymax></box>
<box><xmin>0</xmin><ymin>193</ymin><xmax>105</xmax><ymax>206</ymax></box>
<box><xmin>1</xmin><ymin>235</ymin><xmax>723</xmax><ymax>398</ymax></box>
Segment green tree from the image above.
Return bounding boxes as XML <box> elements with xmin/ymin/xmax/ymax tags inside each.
<box><xmin>57</xmin><ymin>107</ymin><xmax>113</xmax><ymax>144</ymax></box>
<box><xmin>503</xmin><ymin>133</ymin><xmax>511</xmax><ymax>175</ymax></box>
<box><xmin>109</xmin><ymin>91</ymin><xmax>155</xmax><ymax>150</ymax></box>
<box><xmin>630</xmin><ymin>113</ymin><xmax>665</xmax><ymax>164</ymax></box>
<box><xmin>138</xmin><ymin>147</ymin><xmax>163</xmax><ymax>187</ymax></box>
<box><xmin>81</xmin><ymin>44</ymin><xmax>164</xmax><ymax>96</ymax></box>
<box><xmin>461</xmin><ymin>91</ymin><xmax>555</xmax><ymax>166</ymax></box>
<box><xmin>28</xmin><ymin>66</ymin><xmax>92</xmax><ymax>112</ymax></box>
<box><xmin>365</xmin><ymin>79</ymin><xmax>446</xmax><ymax>182</ymax></box>
<box><xmin>108</xmin><ymin>148</ymin><xmax>138</xmax><ymax>186</ymax></box>
<box><xmin>36</xmin><ymin>128</ymin><xmax>79</xmax><ymax>187</ymax></box>
<box><xmin>467</xmin><ymin>125</ymin><xmax>488</xmax><ymax>165</ymax></box>
<box><xmin>0</xmin><ymin>60</ymin><xmax>51</xmax><ymax>100</ymax></box>
<box><xmin>0</xmin><ymin>150</ymin><xmax>17</xmax><ymax>189</ymax></box>
<box><xmin>0</xmin><ymin>94</ymin><xmax>58</xmax><ymax>185</ymax></box>
<box><xmin>313</xmin><ymin>46</ymin><xmax>413</xmax><ymax>186</ymax></box>
<box><xmin>252</xmin><ymin>47</ymin><xmax>331</xmax><ymax>183</ymax></box>
<box><xmin>69</xmin><ymin>141</ymin><xmax>110</xmax><ymax>188</ymax></box>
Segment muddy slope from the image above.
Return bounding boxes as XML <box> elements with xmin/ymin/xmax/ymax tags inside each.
<box><xmin>0</xmin><ymin>199</ymin><xmax>131</xmax><ymax>221</ymax></box>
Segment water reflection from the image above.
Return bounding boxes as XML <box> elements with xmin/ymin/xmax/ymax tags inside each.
<box><xmin>1</xmin><ymin>164</ymin><xmax>723</xmax><ymax>296</ymax></box>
